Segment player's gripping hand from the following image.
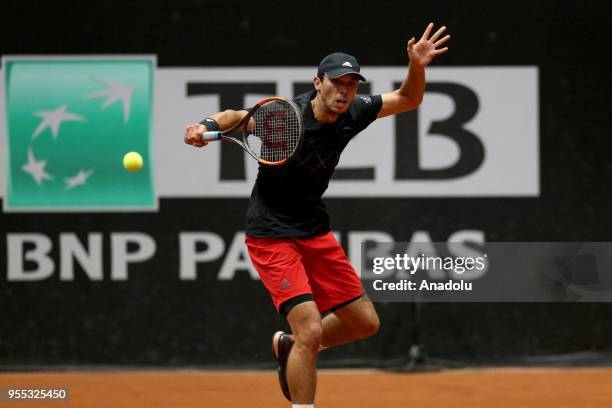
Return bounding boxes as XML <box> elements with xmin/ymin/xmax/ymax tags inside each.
<box><xmin>184</xmin><ymin>123</ymin><xmax>208</xmax><ymax>148</ymax></box>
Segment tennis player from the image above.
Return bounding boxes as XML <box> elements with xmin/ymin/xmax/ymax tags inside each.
<box><xmin>185</xmin><ymin>22</ymin><xmax>450</xmax><ymax>408</ymax></box>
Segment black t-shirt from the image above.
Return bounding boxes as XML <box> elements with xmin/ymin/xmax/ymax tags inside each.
<box><xmin>245</xmin><ymin>90</ymin><xmax>383</xmax><ymax>237</ymax></box>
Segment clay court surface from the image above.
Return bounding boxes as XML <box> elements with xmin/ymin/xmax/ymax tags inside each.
<box><xmin>1</xmin><ymin>367</ymin><xmax>611</xmax><ymax>407</ymax></box>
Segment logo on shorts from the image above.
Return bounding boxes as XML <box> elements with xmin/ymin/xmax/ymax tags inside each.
<box><xmin>3</xmin><ymin>56</ymin><xmax>156</xmax><ymax>211</ymax></box>
<box><xmin>280</xmin><ymin>279</ymin><xmax>291</xmax><ymax>289</ymax></box>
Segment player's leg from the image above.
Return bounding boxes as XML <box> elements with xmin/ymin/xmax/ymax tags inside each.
<box><xmin>301</xmin><ymin>232</ymin><xmax>380</xmax><ymax>349</ymax></box>
<box><xmin>320</xmin><ymin>295</ymin><xmax>379</xmax><ymax>349</ymax></box>
<box><xmin>245</xmin><ymin>235</ymin><xmax>318</xmax><ymax>402</ymax></box>
<box><xmin>285</xmin><ymin>300</ymin><xmax>323</xmax><ymax>404</ymax></box>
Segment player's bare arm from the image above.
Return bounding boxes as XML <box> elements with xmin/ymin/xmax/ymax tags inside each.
<box><xmin>184</xmin><ymin>109</ymin><xmax>250</xmax><ymax>148</ymax></box>
<box><xmin>377</xmin><ymin>22</ymin><xmax>451</xmax><ymax>118</ymax></box>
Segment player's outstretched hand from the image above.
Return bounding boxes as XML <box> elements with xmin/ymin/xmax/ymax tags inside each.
<box><xmin>184</xmin><ymin>123</ymin><xmax>208</xmax><ymax>148</ymax></box>
<box><xmin>407</xmin><ymin>22</ymin><xmax>451</xmax><ymax>68</ymax></box>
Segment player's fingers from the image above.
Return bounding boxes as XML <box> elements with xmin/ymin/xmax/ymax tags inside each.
<box><xmin>434</xmin><ymin>35</ymin><xmax>451</xmax><ymax>48</ymax></box>
<box><xmin>190</xmin><ymin>124</ymin><xmax>205</xmax><ymax>142</ymax></box>
<box><xmin>184</xmin><ymin>126</ymin><xmax>193</xmax><ymax>144</ymax></box>
<box><xmin>407</xmin><ymin>37</ymin><xmax>416</xmax><ymax>50</ymax></box>
<box><xmin>420</xmin><ymin>22</ymin><xmax>434</xmax><ymax>41</ymax></box>
<box><xmin>429</xmin><ymin>25</ymin><xmax>446</xmax><ymax>42</ymax></box>
<box><xmin>185</xmin><ymin>123</ymin><xmax>209</xmax><ymax>147</ymax></box>
<box><xmin>434</xmin><ymin>47</ymin><xmax>449</xmax><ymax>55</ymax></box>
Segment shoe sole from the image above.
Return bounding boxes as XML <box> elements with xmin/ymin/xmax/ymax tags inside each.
<box><xmin>272</xmin><ymin>331</ymin><xmax>284</xmax><ymax>360</ymax></box>
<box><xmin>272</xmin><ymin>331</ymin><xmax>292</xmax><ymax>402</ymax></box>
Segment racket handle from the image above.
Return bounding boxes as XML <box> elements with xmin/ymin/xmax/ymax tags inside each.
<box><xmin>202</xmin><ymin>131</ymin><xmax>221</xmax><ymax>142</ymax></box>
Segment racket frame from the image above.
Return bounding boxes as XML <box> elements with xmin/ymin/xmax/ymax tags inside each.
<box><xmin>202</xmin><ymin>97</ymin><xmax>303</xmax><ymax>166</ymax></box>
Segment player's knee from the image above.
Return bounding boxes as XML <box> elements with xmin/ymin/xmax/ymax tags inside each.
<box><xmin>295</xmin><ymin>323</ymin><xmax>323</xmax><ymax>354</ymax></box>
<box><xmin>360</xmin><ymin>314</ymin><xmax>380</xmax><ymax>339</ymax></box>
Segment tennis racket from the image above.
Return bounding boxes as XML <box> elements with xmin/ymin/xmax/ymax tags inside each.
<box><xmin>202</xmin><ymin>97</ymin><xmax>304</xmax><ymax>166</ymax></box>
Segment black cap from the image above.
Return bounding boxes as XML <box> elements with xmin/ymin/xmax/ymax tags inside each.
<box><xmin>317</xmin><ymin>52</ymin><xmax>366</xmax><ymax>81</ymax></box>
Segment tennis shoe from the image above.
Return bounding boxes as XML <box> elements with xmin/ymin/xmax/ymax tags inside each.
<box><xmin>272</xmin><ymin>331</ymin><xmax>294</xmax><ymax>401</ymax></box>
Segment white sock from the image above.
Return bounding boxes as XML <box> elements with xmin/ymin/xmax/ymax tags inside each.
<box><xmin>292</xmin><ymin>405</ymin><xmax>314</xmax><ymax>408</ymax></box>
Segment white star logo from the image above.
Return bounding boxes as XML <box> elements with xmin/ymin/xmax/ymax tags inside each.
<box><xmin>64</xmin><ymin>169</ymin><xmax>94</xmax><ymax>190</ymax></box>
<box><xmin>32</xmin><ymin>105</ymin><xmax>86</xmax><ymax>140</ymax></box>
<box><xmin>85</xmin><ymin>77</ymin><xmax>135</xmax><ymax>123</ymax></box>
<box><xmin>21</xmin><ymin>148</ymin><xmax>54</xmax><ymax>186</ymax></box>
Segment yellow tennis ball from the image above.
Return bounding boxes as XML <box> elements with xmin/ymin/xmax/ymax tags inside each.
<box><xmin>123</xmin><ymin>151</ymin><xmax>143</xmax><ymax>172</ymax></box>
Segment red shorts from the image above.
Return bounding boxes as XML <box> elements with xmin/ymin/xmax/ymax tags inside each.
<box><xmin>245</xmin><ymin>231</ymin><xmax>364</xmax><ymax>314</ymax></box>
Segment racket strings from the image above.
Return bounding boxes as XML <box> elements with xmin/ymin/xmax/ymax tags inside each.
<box><xmin>247</xmin><ymin>101</ymin><xmax>302</xmax><ymax>163</ymax></box>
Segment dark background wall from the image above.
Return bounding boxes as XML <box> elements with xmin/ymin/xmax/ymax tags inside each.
<box><xmin>1</xmin><ymin>0</ymin><xmax>611</xmax><ymax>368</ymax></box>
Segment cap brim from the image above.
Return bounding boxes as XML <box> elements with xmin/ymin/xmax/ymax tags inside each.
<box><xmin>325</xmin><ymin>68</ymin><xmax>366</xmax><ymax>82</ymax></box>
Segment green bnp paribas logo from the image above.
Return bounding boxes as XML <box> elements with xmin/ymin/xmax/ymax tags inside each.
<box><xmin>3</xmin><ymin>57</ymin><xmax>156</xmax><ymax>211</ymax></box>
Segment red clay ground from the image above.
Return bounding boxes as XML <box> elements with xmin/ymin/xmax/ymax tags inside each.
<box><xmin>1</xmin><ymin>368</ymin><xmax>611</xmax><ymax>407</ymax></box>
